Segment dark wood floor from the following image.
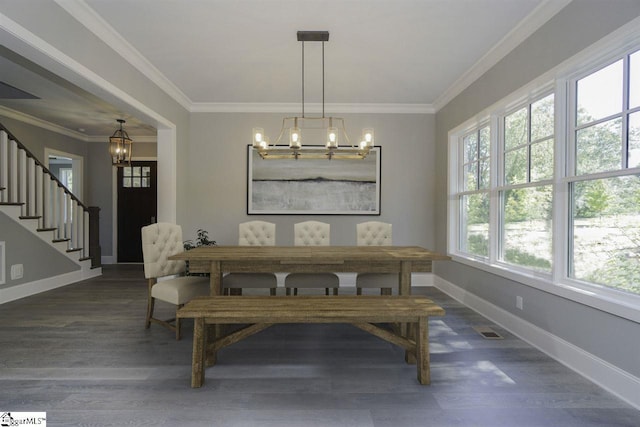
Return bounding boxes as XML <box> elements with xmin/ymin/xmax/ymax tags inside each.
<box><xmin>0</xmin><ymin>265</ymin><xmax>638</xmax><ymax>427</ymax></box>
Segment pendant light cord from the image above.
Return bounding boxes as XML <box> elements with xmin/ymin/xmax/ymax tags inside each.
<box><xmin>301</xmin><ymin>41</ymin><xmax>305</xmax><ymax>118</ymax></box>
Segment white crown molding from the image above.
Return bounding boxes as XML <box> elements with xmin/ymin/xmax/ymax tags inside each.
<box><xmin>433</xmin><ymin>0</ymin><xmax>572</xmax><ymax>112</ymax></box>
<box><xmin>190</xmin><ymin>102</ymin><xmax>435</xmax><ymax>115</ymax></box>
<box><xmin>54</xmin><ymin>0</ymin><xmax>192</xmax><ymax>111</ymax></box>
<box><xmin>0</xmin><ymin>105</ymin><xmax>90</xmax><ymax>141</ymax></box>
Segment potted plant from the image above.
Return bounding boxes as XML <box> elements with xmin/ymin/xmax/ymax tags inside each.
<box><xmin>183</xmin><ymin>229</ymin><xmax>216</xmax><ymax>275</ymax></box>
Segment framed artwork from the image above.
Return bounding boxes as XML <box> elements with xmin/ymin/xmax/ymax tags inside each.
<box><xmin>247</xmin><ymin>145</ymin><xmax>381</xmax><ymax>215</ymax></box>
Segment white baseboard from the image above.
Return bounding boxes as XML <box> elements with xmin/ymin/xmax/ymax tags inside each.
<box><xmin>0</xmin><ymin>267</ymin><xmax>101</xmax><ymax>304</ymax></box>
<box><xmin>433</xmin><ymin>275</ymin><xmax>640</xmax><ymax>410</ymax></box>
<box><xmin>101</xmin><ymin>256</ymin><xmax>115</xmax><ymax>264</ymax></box>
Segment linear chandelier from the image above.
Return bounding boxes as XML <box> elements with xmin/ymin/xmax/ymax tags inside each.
<box><xmin>109</xmin><ymin>119</ymin><xmax>132</xmax><ymax>167</ymax></box>
<box><xmin>252</xmin><ymin>31</ymin><xmax>374</xmax><ymax>160</ymax></box>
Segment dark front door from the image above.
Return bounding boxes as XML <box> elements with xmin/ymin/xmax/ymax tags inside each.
<box><xmin>117</xmin><ymin>161</ymin><xmax>157</xmax><ymax>262</ymax></box>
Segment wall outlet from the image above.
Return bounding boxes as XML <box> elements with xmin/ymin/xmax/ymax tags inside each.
<box><xmin>11</xmin><ymin>263</ymin><xmax>23</xmax><ymax>280</ymax></box>
<box><xmin>516</xmin><ymin>295</ymin><xmax>524</xmax><ymax>310</ymax></box>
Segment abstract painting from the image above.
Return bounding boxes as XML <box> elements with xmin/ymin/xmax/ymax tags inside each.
<box><xmin>248</xmin><ymin>146</ymin><xmax>381</xmax><ymax>215</ymax></box>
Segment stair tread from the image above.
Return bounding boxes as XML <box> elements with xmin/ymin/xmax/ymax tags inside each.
<box><xmin>0</xmin><ymin>202</ymin><xmax>24</xmax><ymax>206</ymax></box>
<box><xmin>66</xmin><ymin>248</ymin><xmax>82</xmax><ymax>253</ymax></box>
<box><xmin>37</xmin><ymin>227</ymin><xmax>57</xmax><ymax>232</ymax></box>
<box><xmin>19</xmin><ymin>215</ymin><xmax>42</xmax><ymax>219</ymax></box>
<box><xmin>52</xmin><ymin>238</ymin><xmax>70</xmax><ymax>243</ymax></box>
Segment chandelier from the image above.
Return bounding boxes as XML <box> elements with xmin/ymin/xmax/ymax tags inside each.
<box><xmin>109</xmin><ymin>119</ymin><xmax>132</xmax><ymax>167</ymax></box>
<box><xmin>252</xmin><ymin>31</ymin><xmax>374</xmax><ymax>160</ymax></box>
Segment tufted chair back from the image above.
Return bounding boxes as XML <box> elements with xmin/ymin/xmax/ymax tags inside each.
<box><xmin>357</xmin><ymin>221</ymin><xmax>392</xmax><ymax>246</ymax></box>
<box><xmin>294</xmin><ymin>221</ymin><xmax>330</xmax><ymax>246</ymax></box>
<box><xmin>239</xmin><ymin>221</ymin><xmax>276</xmax><ymax>246</ymax></box>
<box><xmin>141</xmin><ymin>223</ymin><xmax>187</xmax><ymax>279</ymax></box>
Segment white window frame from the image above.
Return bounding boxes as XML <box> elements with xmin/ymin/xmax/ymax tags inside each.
<box><xmin>447</xmin><ymin>17</ymin><xmax>640</xmax><ymax>324</ymax></box>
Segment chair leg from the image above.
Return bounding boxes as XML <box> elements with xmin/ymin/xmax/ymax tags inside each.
<box><xmin>381</xmin><ymin>288</ymin><xmax>392</xmax><ymax>296</ymax></box>
<box><xmin>270</xmin><ymin>288</ymin><xmax>277</xmax><ymax>296</ymax></box>
<box><xmin>325</xmin><ymin>288</ymin><xmax>329</xmax><ymax>296</ymax></box>
<box><xmin>294</xmin><ymin>288</ymin><xmax>298</xmax><ymax>296</ymax></box>
<box><xmin>176</xmin><ymin>304</ymin><xmax>184</xmax><ymax>341</ymax></box>
<box><xmin>333</xmin><ymin>288</ymin><xmax>338</xmax><ymax>296</ymax></box>
<box><xmin>146</xmin><ymin>296</ymin><xmax>155</xmax><ymax>329</ymax></box>
<box><xmin>286</xmin><ymin>287</ymin><xmax>291</xmax><ymax>296</ymax></box>
<box><xmin>146</xmin><ymin>278</ymin><xmax>156</xmax><ymax>329</ymax></box>
<box><xmin>356</xmin><ymin>287</ymin><xmax>363</xmax><ymax>296</ymax></box>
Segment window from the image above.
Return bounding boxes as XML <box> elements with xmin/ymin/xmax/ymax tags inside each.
<box><xmin>568</xmin><ymin>49</ymin><xmax>640</xmax><ymax>294</ymax></box>
<box><xmin>458</xmin><ymin>125</ymin><xmax>490</xmax><ymax>258</ymax></box>
<box><xmin>122</xmin><ymin>166</ymin><xmax>151</xmax><ymax>188</ymax></box>
<box><xmin>448</xmin><ymin>29</ymin><xmax>640</xmax><ymax>319</ymax></box>
<box><xmin>500</xmin><ymin>94</ymin><xmax>554</xmax><ymax>272</ymax></box>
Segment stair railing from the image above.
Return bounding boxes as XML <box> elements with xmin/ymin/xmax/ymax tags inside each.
<box><xmin>0</xmin><ymin>123</ymin><xmax>101</xmax><ymax>268</ymax></box>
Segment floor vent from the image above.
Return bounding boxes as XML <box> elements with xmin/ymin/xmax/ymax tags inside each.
<box><xmin>473</xmin><ymin>326</ymin><xmax>503</xmax><ymax>339</ymax></box>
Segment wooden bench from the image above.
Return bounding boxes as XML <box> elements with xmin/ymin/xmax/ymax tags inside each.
<box><xmin>177</xmin><ymin>295</ymin><xmax>445</xmax><ymax>388</ymax></box>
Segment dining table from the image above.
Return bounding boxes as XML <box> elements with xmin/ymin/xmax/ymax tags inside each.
<box><xmin>169</xmin><ymin>245</ymin><xmax>450</xmax><ymax>296</ymax></box>
<box><xmin>170</xmin><ymin>245</ymin><xmax>450</xmax><ymax>365</ymax></box>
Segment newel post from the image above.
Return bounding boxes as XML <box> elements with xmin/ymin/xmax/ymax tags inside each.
<box><xmin>88</xmin><ymin>206</ymin><xmax>101</xmax><ymax>268</ymax></box>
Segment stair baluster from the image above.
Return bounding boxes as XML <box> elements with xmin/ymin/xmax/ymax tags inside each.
<box><xmin>0</xmin><ymin>124</ymin><xmax>101</xmax><ymax>267</ymax></box>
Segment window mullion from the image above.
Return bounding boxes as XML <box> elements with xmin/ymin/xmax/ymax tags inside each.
<box><xmin>489</xmin><ymin>114</ymin><xmax>501</xmax><ymax>265</ymax></box>
<box><xmin>553</xmin><ymin>78</ymin><xmax>570</xmax><ymax>284</ymax></box>
<box><xmin>622</xmin><ymin>54</ymin><xmax>630</xmax><ymax>169</ymax></box>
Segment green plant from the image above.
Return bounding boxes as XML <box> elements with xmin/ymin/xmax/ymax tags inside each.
<box><xmin>183</xmin><ymin>229</ymin><xmax>217</xmax><ymax>250</ymax></box>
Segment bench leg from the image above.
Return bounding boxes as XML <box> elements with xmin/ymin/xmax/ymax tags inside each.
<box><xmin>416</xmin><ymin>316</ymin><xmax>431</xmax><ymax>385</ymax></box>
<box><xmin>191</xmin><ymin>317</ymin><xmax>206</xmax><ymax>388</ymax></box>
<box><xmin>405</xmin><ymin>322</ymin><xmax>417</xmax><ymax>364</ymax></box>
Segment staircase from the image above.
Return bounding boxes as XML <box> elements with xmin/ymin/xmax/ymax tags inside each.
<box><xmin>0</xmin><ymin>123</ymin><xmax>101</xmax><ymax>302</ymax></box>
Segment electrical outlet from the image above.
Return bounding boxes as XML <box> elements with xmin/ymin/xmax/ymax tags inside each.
<box><xmin>11</xmin><ymin>264</ymin><xmax>23</xmax><ymax>280</ymax></box>
<box><xmin>516</xmin><ymin>295</ymin><xmax>524</xmax><ymax>310</ymax></box>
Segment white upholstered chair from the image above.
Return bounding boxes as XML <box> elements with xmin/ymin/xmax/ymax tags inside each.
<box><xmin>223</xmin><ymin>221</ymin><xmax>277</xmax><ymax>296</ymax></box>
<box><xmin>356</xmin><ymin>221</ymin><xmax>398</xmax><ymax>295</ymax></box>
<box><xmin>285</xmin><ymin>221</ymin><xmax>339</xmax><ymax>296</ymax></box>
<box><xmin>141</xmin><ymin>223</ymin><xmax>209</xmax><ymax>340</ymax></box>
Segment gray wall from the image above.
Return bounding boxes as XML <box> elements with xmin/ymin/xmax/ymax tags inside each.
<box><xmin>1</xmin><ymin>1</ymin><xmax>189</xmax><ymax>259</ymax></box>
<box><xmin>187</xmin><ymin>112</ymin><xmax>436</xmax><ymax>246</ymax></box>
<box><xmin>0</xmin><ymin>115</ymin><xmax>89</xmax><ymax>200</ymax></box>
<box><xmin>0</xmin><ymin>211</ymin><xmax>79</xmax><ymax>289</ymax></box>
<box><xmin>434</xmin><ymin>0</ymin><xmax>640</xmax><ymax>378</ymax></box>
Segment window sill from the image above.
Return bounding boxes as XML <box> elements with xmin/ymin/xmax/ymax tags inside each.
<box><xmin>449</xmin><ymin>253</ymin><xmax>640</xmax><ymax>324</ymax></box>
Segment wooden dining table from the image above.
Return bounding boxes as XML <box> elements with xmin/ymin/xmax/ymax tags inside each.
<box><xmin>169</xmin><ymin>245</ymin><xmax>450</xmax><ymax>296</ymax></box>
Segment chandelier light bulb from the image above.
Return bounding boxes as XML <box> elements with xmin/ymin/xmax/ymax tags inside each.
<box><xmin>326</xmin><ymin>127</ymin><xmax>339</xmax><ymax>148</ymax></box>
<box><xmin>290</xmin><ymin>127</ymin><xmax>301</xmax><ymax>149</ymax></box>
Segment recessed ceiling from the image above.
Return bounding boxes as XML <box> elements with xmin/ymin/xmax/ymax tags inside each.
<box><xmin>0</xmin><ymin>0</ymin><xmax>562</xmax><ymax>139</ymax></box>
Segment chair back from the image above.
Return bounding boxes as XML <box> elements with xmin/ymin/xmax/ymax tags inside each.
<box><xmin>239</xmin><ymin>221</ymin><xmax>276</xmax><ymax>246</ymax></box>
<box><xmin>357</xmin><ymin>221</ymin><xmax>392</xmax><ymax>246</ymax></box>
<box><xmin>141</xmin><ymin>223</ymin><xmax>187</xmax><ymax>279</ymax></box>
<box><xmin>294</xmin><ymin>221</ymin><xmax>330</xmax><ymax>246</ymax></box>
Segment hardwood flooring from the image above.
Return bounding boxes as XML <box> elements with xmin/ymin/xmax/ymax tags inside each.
<box><xmin>0</xmin><ymin>265</ymin><xmax>637</xmax><ymax>426</ymax></box>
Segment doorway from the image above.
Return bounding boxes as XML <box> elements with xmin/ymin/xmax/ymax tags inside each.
<box><xmin>45</xmin><ymin>149</ymin><xmax>83</xmax><ymax>199</ymax></box>
<box><xmin>117</xmin><ymin>161</ymin><xmax>157</xmax><ymax>262</ymax></box>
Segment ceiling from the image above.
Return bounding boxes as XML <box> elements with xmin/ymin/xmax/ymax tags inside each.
<box><xmin>0</xmin><ymin>0</ymin><xmax>565</xmax><ymax>140</ymax></box>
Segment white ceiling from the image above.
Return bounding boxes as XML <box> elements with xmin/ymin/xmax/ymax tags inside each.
<box><xmin>0</xmin><ymin>0</ymin><xmax>568</xmax><ymax>139</ymax></box>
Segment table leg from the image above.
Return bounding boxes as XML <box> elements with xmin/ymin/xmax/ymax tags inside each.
<box><xmin>400</xmin><ymin>261</ymin><xmax>415</xmax><ymax>362</ymax></box>
<box><xmin>210</xmin><ymin>261</ymin><xmax>222</xmax><ymax>296</ymax></box>
<box><xmin>191</xmin><ymin>317</ymin><xmax>206</xmax><ymax>388</ymax></box>
<box><xmin>416</xmin><ymin>316</ymin><xmax>431</xmax><ymax>385</ymax></box>
<box><xmin>399</xmin><ymin>261</ymin><xmax>412</xmax><ymax>296</ymax></box>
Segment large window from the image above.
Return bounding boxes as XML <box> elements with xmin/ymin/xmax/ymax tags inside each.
<box><xmin>458</xmin><ymin>126</ymin><xmax>490</xmax><ymax>258</ymax></box>
<box><xmin>569</xmin><ymin>50</ymin><xmax>640</xmax><ymax>294</ymax></box>
<box><xmin>501</xmin><ymin>94</ymin><xmax>554</xmax><ymax>272</ymax></box>
<box><xmin>449</xmin><ymin>38</ymin><xmax>640</xmax><ymax>311</ymax></box>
